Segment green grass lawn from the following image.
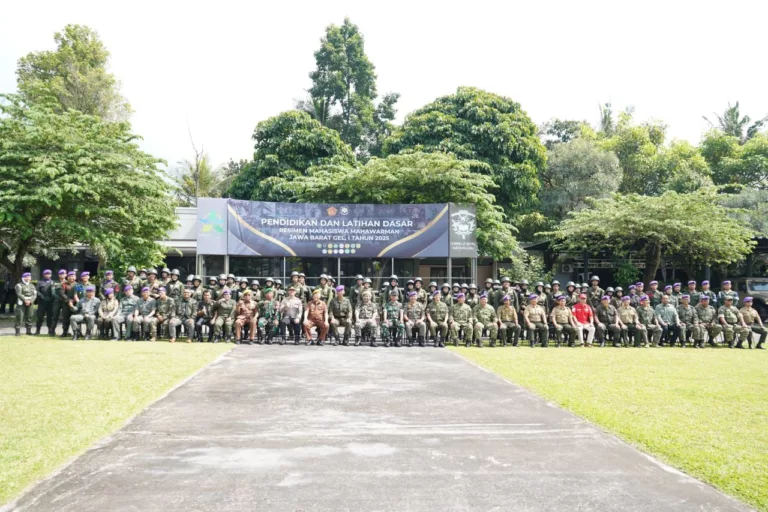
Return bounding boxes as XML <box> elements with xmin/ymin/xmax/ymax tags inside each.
<box><xmin>453</xmin><ymin>346</ymin><xmax>768</xmax><ymax>511</ymax></box>
<box><xmin>0</xmin><ymin>337</ymin><xmax>232</xmax><ymax>505</ymax></box>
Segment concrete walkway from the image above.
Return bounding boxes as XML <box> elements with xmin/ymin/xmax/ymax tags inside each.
<box><xmin>5</xmin><ymin>346</ymin><xmax>747</xmax><ymax>512</ymax></box>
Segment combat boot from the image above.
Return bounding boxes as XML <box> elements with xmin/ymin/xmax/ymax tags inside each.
<box><xmin>331</xmin><ymin>333</ymin><xmax>339</xmax><ymax>346</ymax></box>
<box><xmin>15</xmin><ymin>327</ymin><xmax>20</xmax><ymax>336</ymax></box>
<box><xmin>34</xmin><ymin>326</ymin><xmax>41</xmax><ymax>336</ymax></box>
<box><xmin>476</xmin><ymin>338</ymin><xmax>483</xmax><ymax>348</ymax></box>
<box><xmin>26</xmin><ymin>327</ymin><xmax>32</xmax><ymax>336</ymax></box>
<box><xmin>418</xmin><ymin>335</ymin><xmax>425</xmax><ymax>347</ymax></box>
<box><xmin>72</xmin><ymin>331</ymin><xmax>78</xmax><ymax>341</ymax></box>
<box><xmin>438</xmin><ymin>336</ymin><xmax>445</xmax><ymax>348</ymax></box>
<box><xmin>408</xmin><ymin>334</ymin><xmax>415</xmax><ymax>347</ymax></box>
<box><xmin>757</xmin><ymin>341</ymin><xmax>764</xmax><ymax>350</ymax></box>
<box><xmin>343</xmin><ymin>336</ymin><xmax>350</xmax><ymax>346</ymax></box>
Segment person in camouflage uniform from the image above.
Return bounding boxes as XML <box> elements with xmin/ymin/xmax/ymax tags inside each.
<box><xmin>610</xmin><ymin>287</ymin><xmax>624</xmax><ymax>310</ymax></box>
<box><xmin>404</xmin><ymin>291</ymin><xmax>427</xmax><ymax>346</ymax></box>
<box><xmin>329</xmin><ymin>286</ymin><xmax>353</xmax><ymax>345</ymax></box>
<box><xmin>154</xmin><ymin>287</ymin><xmax>175</xmax><ymax>341</ymax></box>
<box><xmin>167</xmin><ymin>270</ymin><xmax>185</xmax><ymax>302</ymax></box>
<box><xmin>97</xmin><ymin>288</ymin><xmax>119</xmax><ymax>339</ymax></box>
<box><xmin>213</xmin><ymin>289</ymin><xmax>236</xmax><ymax>343</ymax></box>
<box><xmin>524</xmin><ymin>294</ymin><xmax>549</xmax><ymax>347</ymax></box>
<box><xmin>550</xmin><ymin>295</ymin><xmax>576</xmax><ymax>347</ymax></box>
<box><xmin>145</xmin><ymin>270</ymin><xmax>162</xmax><ymax>300</ymax></box>
<box><xmin>122</xmin><ymin>266</ymin><xmax>142</xmax><ymax>297</ymax></box>
<box><xmin>113</xmin><ymin>284</ymin><xmax>140</xmax><ymax>341</ymax></box>
<box><xmin>483</xmin><ymin>278</ymin><xmax>495</xmax><ymax>301</ymax></box>
<box><xmin>594</xmin><ymin>295</ymin><xmax>621</xmax><ymax>347</ymax></box>
<box><xmin>440</xmin><ymin>283</ymin><xmax>453</xmax><ymax>307</ymax></box>
<box><xmin>660</xmin><ymin>285</ymin><xmax>677</xmax><ymax>308</ymax></box>
<box><xmin>171</xmin><ymin>287</ymin><xmax>198</xmax><ymax>343</ymax></box>
<box><xmin>195</xmin><ymin>290</ymin><xmax>217</xmax><ymax>343</ymax></box>
<box><xmin>257</xmin><ymin>288</ymin><xmax>281</xmax><ymax>344</ymax></box>
<box><xmin>627</xmin><ymin>284</ymin><xmax>639</xmax><ymax>308</ymax></box>
<box><xmin>381</xmin><ymin>289</ymin><xmax>405</xmax><ymax>346</ymax></box>
<box><xmin>316</xmin><ymin>275</ymin><xmax>334</xmax><ymax>305</ymax></box>
<box><xmin>740</xmin><ymin>297</ymin><xmax>766</xmax><ymax>349</ymax></box>
<box><xmin>647</xmin><ymin>281</ymin><xmax>663</xmax><ymax>308</ymax></box>
<box><xmin>472</xmin><ymin>294</ymin><xmax>497</xmax><ymax>347</ymax></box>
<box><xmin>685</xmin><ymin>281</ymin><xmax>700</xmax><ymax>307</ymax></box>
<box><xmin>449</xmin><ymin>293</ymin><xmax>473</xmax><ymax>347</ymax></box>
<box><xmin>427</xmin><ymin>282</ymin><xmax>439</xmax><ymax>306</ymax></box>
<box><xmin>587</xmin><ymin>276</ymin><xmax>604</xmax><ymax>309</ymax></box>
<box><xmin>497</xmin><ymin>295</ymin><xmax>520</xmax><ymax>347</ymax></box>
<box><xmin>676</xmin><ymin>294</ymin><xmax>698</xmax><ymax>347</ymax></box>
<box><xmin>234</xmin><ymin>289</ymin><xmax>258</xmax><ymax>344</ymax></box>
<box><xmin>14</xmin><ymin>272</ymin><xmax>37</xmax><ymax>336</ymax></box>
<box><xmin>671</xmin><ymin>282</ymin><xmax>684</xmax><ymax>307</ymax></box>
<box><xmin>636</xmin><ymin>296</ymin><xmax>662</xmax><ymax>347</ymax></box>
<box><xmin>495</xmin><ymin>277</ymin><xmax>516</xmax><ymax>312</ymax></box>
<box><xmin>427</xmin><ymin>290</ymin><xmax>449</xmax><ymax>347</ymax></box>
<box><xmin>717</xmin><ymin>280</ymin><xmax>739</xmax><ymax>306</ymax></box>
<box><xmin>718</xmin><ymin>296</ymin><xmax>750</xmax><ymax>348</ymax></box>
<box><xmin>414</xmin><ymin>278</ymin><xmax>429</xmax><ymax>307</ymax></box>
<box><xmin>99</xmin><ymin>270</ymin><xmax>120</xmax><ymax>301</ymax></box>
<box><xmin>160</xmin><ymin>268</ymin><xmax>171</xmax><ymax>287</ymax></box>
<box><xmin>617</xmin><ymin>296</ymin><xmax>640</xmax><ymax>347</ymax></box>
<box><xmin>69</xmin><ymin>285</ymin><xmax>100</xmax><ymax>340</ymax></box>
<box><xmin>191</xmin><ymin>276</ymin><xmax>205</xmax><ymax>302</ymax></box>
<box><xmin>466</xmin><ymin>283</ymin><xmax>480</xmax><ymax>310</ymax></box>
<box><xmin>699</xmin><ymin>280</ymin><xmax>718</xmax><ymax>308</ymax></box>
<box><xmin>355</xmin><ymin>290</ymin><xmax>378</xmax><ymax>346</ymax></box>
<box><xmin>693</xmin><ymin>295</ymin><xmax>721</xmax><ymax>348</ymax></box>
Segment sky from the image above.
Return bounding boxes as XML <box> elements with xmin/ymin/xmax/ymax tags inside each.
<box><xmin>2</xmin><ymin>0</ymin><xmax>767</xmax><ymax>175</ymax></box>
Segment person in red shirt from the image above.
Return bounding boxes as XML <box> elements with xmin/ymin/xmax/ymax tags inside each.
<box><xmin>572</xmin><ymin>293</ymin><xmax>596</xmax><ymax>346</ymax></box>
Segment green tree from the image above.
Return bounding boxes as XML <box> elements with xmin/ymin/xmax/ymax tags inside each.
<box><xmin>544</xmin><ymin>191</ymin><xmax>755</xmax><ymax>283</ymax></box>
<box><xmin>0</xmin><ymin>96</ymin><xmax>175</xmax><ymax>282</ymax></box>
<box><xmin>539</xmin><ymin>118</ymin><xmax>588</xmax><ymax>149</ymax></box>
<box><xmin>227</xmin><ymin>111</ymin><xmax>355</xmax><ymax>202</ymax></box>
<box><xmin>539</xmin><ymin>138</ymin><xmax>622</xmax><ymax>221</ymax></box>
<box><xmin>16</xmin><ymin>24</ymin><xmax>130</xmax><ymax>121</ymax></box>
<box><xmin>704</xmin><ymin>101</ymin><xmax>767</xmax><ymax>144</ymax></box>
<box><xmin>265</xmin><ymin>152</ymin><xmax>519</xmax><ymax>260</ymax></box>
<box><xmin>701</xmin><ymin>131</ymin><xmax>768</xmax><ymax>188</ymax></box>
<box><xmin>308</xmin><ymin>18</ymin><xmax>398</xmax><ymax>156</ymax></box>
<box><xmin>384</xmin><ymin>87</ymin><xmax>546</xmax><ymax>217</ymax></box>
<box><xmin>173</xmin><ymin>143</ymin><xmax>229</xmax><ymax>206</ymax></box>
<box><xmin>649</xmin><ymin>141</ymin><xmax>712</xmax><ymax>194</ymax></box>
<box><xmin>718</xmin><ymin>187</ymin><xmax>768</xmax><ymax>235</ymax></box>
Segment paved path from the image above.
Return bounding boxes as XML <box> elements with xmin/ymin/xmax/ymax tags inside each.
<box><xmin>5</xmin><ymin>346</ymin><xmax>747</xmax><ymax>512</ymax></box>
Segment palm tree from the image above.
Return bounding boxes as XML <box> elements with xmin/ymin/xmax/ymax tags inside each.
<box><xmin>295</xmin><ymin>94</ymin><xmax>342</xmax><ymax>130</ymax></box>
<box><xmin>704</xmin><ymin>101</ymin><xmax>767</xmax><ymax>144</ymax></box>
<box><xmin>173</xmin><ymin>140</ymin><xmax>228</xmax><ymax>206</ymax></box>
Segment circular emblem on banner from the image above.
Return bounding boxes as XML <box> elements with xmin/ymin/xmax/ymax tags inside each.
<box><xmin>451</xmin><ymin>210</ymin><xmax>476</xmax><ymax>240</ymax></box>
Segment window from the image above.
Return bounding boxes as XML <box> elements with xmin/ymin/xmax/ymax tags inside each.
<box><xmin>748</xmin><ymin>281</ymin><xmax>768</xmax><ymax>292</ymax></box>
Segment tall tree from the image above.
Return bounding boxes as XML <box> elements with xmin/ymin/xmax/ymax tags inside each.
<box><xmin>384</xmin><ymin>87</ymin><xmax>546</xmax><ymax>217</ymax></box>
<box><xmin>0</xmin><ymin>96</ymin><xmax>175</xmax><ymax>282</ymax></box>
<box><xmin>544</xmin><ymin>191</ymin><xmax>755</xmax><ymax>282</ymax></box>
<box><xmin>227</xmin><ymin>111</ymin><xmax>355</xmax><ymax>202</ymax></box>
<box><xmin>701</xmin><ymin>131</ymin><xmax>768</xmax><ymax>189</ymax></box>
<box><xmin>539</xmin><ymin>118</ymin><xmax>588</xmax><ymax>149</ymax></box>
<box><xmin>539</xmin><ymin>139</ymin><xmax>622</xmax><ymax>221</ymax></box>
<box><xmin>173</xmin><ymin>141</ymin><xmax>229</xmax><ymax>207</ymax></box>
<box><xmin>704</xmin><ymin>102</ymin><xmax>767</xmax><ymax>144</ymax></box>
<box><xmin>307</xmin><ymin>18</ymin><xmax>398</xmax><ymax>156</ymax></box>
<box><xmin>16</xmin><ymin>24</ymin><xmax>130</xmax><ymax>121</ymax></box>
<box><xmin>266</xmin><ymin>152</ymin><xmax>519</xmax><ymax>260</ymax></box>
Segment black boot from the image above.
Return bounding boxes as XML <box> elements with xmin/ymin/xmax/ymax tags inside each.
<box><xmin>757</xmin><ymin>342</ymin><xmax>765</xmax><ymax>350</ymax></box>
<box><xmin>438</xmin><ymin>336</ymin><xmax>445</xmax><ymax>348</ymax></box>
<box><xmin>34</xmin><ymin>326</ymin><xmax>41</xmax><ymax>336</ymax></box>
<box><xmin>331</xmin><ymin>334</ymin><xmax>339</xmax><ymax>346</ymax></box>
<box><xmin>343</xmin><ymin>336</ymin><xmax>350</xmax><ymax>346</ymax></box>
<box><xmin>476</xmin><ymin>338</ymin><xmax>483</xmax><ymax>348</ymax></box>
<box><xmin>72</xmin><ymin>331</ymin><xmax>78</xmax><ymax>341</ymax></box>
<box><xmin>418</xmin><ymin>335</ymin><xmax>425</xmax><ymax>347</ymax></box>
<box><xmin>15</xmin><ymin>327</ymin><xmax>20</xmax><ymax>336</ymax></box>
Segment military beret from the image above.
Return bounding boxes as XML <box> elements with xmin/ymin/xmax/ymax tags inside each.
<box><xmin>222</xmin><ymin>289</ymin><xmax>231</xmax><ymax>295</ymax></box>
<box><xmin>664</xmin><ymin>285</ymin><xmax>672</xmax><ymax>290</ymax></box>
<box><xmin>744</xmin><ymin>296</ymin><xmax>753</xmax><ymax>302</ymax></box>
<box><xmin>621</xmin><ymin>296</ymin><xmax>631</xmax><ymax>301</ymax></box>
<box><xmin>528</xmin><ymin>294</ymin><xmax>538</xmax><ymax>300</ymax></box>
<box><xmin>335</xmin><ymin>285</ymin><xmax>344</xmax><ymax>292</ymax></box>
<box><xmin>67</xmin><ymin>271</ymin><xmax>76</xmax><ymax>276</ymax></box>
<box><xmin>502</xmin><ymin>295</ymin><xmax>511</xmax><ymax>302</ymax></box>
<box><xmin>723</xmin><ymin>280</ymin><xmax>731</xmax><ymax>285</ymax></box>
<box><xmin>432</xmin><ymin>290</ymin><xmax>440</xmax><ymax>296</ymax></box>
<box><xmin>22</xmin><ymin>272</ymin><xmax>31</xmax><ymax>278</ymax></box>
<box><xmin>479</xmin><ymin>293</ymin><xmax>488</xmax><ymax>299</ymax></box>
<box><xmin>105</xmin><ymin>270</ymin><xmax>113</xmax><ymax>275</ymax></box>
<box><xmin>141</xmin><ymin>287</ymin><xmax>150</xmax><ymax>292</ymax></box>
<box><xmin>601</xmin><ymin>295</ymin><xmax>610</xmax><ymax>301</ymax></box>
<box><xmin>556</xmin><ymin>295</ymin><xmax>566</xmax><ymax>301</ymax></box>
<box><xmin>702</xmin><ymin>280</ymin><xmax>709</xmax><ymax>285</ymax></box>
<box><xmin>264</xmin><ymin>288</ymin><xmax>275</xmax><ymax>295</ymax></box>
<box><xmin>85</xmin><ymin>285</ymin><xmax>95</xmax><ymax>292</ymax></box>
<box><xmin>104</xmin><ymin>288</ymin><xmax>114</xmax><ymax>296</ymax></box>
<box><xmin>636</xmin><ymin>282</ymin><xmax>645</xmax><ymax>286</ymax></box>
<box><xmin>673</xmin><ymin>282</ymin><xmax>681</xmax><ymax>287</ymax></box>
<box><xmin>650</xmin><ymin>280</ymin><xmax>658</xmax><ymax>285</ymax></box>
<box><xmin>81</xmin><ymin>271</ymin><xmax>90</xmax><ymax>277</ymax></box>
<box><xmin>42</xmin><ymin>269</ymin><xmax>52</xmax><ymax>275</ymax></box>
<box><xmin>456</xmin><ymin>293</ymin><xmax>465</xmax><ymax>298</ymax></box>
<box><xmin>700</xmin><ymin>295</ymin><xmax>710</xmax><ymax>301</ymax></box>
<box><xmin>628</xmin><ymin>284</ymin><xmax>636</xmax><ymax>290</ymax></box>
<box><xmin>159</xmin><ymin>287</ymin><xmax>166</xmax><ymax>292</ymax></box>
<box><xmin>58</xmin><ymin>269</ymin><xmax>67</xmax><ymax>275</ymax></box>
<box><xmin>682</xmin><ymin>294</ymin><xmax>690</xmax><ymax>299</ymax></box>
<box><xmin>688</xmin><ymin>280</ymin><xmax>696</xmax><ymax>285</ymax></box>
<box><xmin>408</xmin><ymin>291</ymin><xmax>417</xmax><ymax>297</ymax></box>
<box><xmin>124</xmin><ymin>285</ymin><xmax>133</xmax><ymax>291</ymax></box>
<box><xmin>640</xmin><ymin>295</ymin><xmax>649</xmax><ymax>301</ymax></box>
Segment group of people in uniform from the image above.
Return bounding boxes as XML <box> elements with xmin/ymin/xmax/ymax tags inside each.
<box><xmin>11</xmin><ymin>269</ymin><xmax>767</xmax><ymax>349</ymax></box>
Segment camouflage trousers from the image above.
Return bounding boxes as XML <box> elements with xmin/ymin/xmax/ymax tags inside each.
<box><xmin>258</xmin><ymin>316</ymin><xmax>280</xmax><ymax>336</ymax></box>
<box><xmin>406</xmin><ymin>319</ymin><xmax>427</xmax><ymax>338</ymax></box>
<box><xmin>693</xmin><ymin>323</ymin><xmax>722</xmax><ymax>342</ymax></box>
<box><xmin>356</xmin><ymin>319</ymin><xmax>377</xmax><ymax>337</ymax></box>
<box><xmin>132</xmin><ymin>315</ymin><xmax>158</xmax><ymax>337</ymax></box>
<box><xmin>429</xmin><ymin>320</ymin><xmax>449</xmax><ymax>339</ymax></box>
<box><xmin>381</xmin><ymin>320</ymin><xmax>404</xmax><ymax>340</ymax></box>
<box><xmin>722</xmin><ymin>322</ymin><xmax>751</xmax><ymax>345</ymax></box>
<box><xmin>450</xmin><ymin>321</ymin><xmax>473</xmax><ymax>344</ymax></box>
<box><xmin>214</xmin><ymin>316</ymin><xmax>233</xmax><ymax>337</ymax></box>
<box><xmin>499</xmin><ymin>321</ymin><xmax>521</xmax><ymax>345</ymax></box>
<box><xmin>473</xmin><ymin>321</ymin><xmax>497</xmax><ymax>341</ymax></box>
<box><xmin>636</xmin><ymin>324</ymin><xmax>662</xmax><ymax>347</ymax></box>
<box><xmin>170</xmin><ymin>317</ymin><xmax>196</xmax><ymax>339</ymax></box>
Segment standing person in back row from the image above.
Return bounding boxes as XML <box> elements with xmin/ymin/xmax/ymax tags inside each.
<box><xmin>14</xmin><ymin>272</ymin><xmax>37</xmax><ymax>336</ymax></box>
<box><xmin>35</xmin><ymin>269</ymin><xmax>55</xmax><ymax>336</ymax></box>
